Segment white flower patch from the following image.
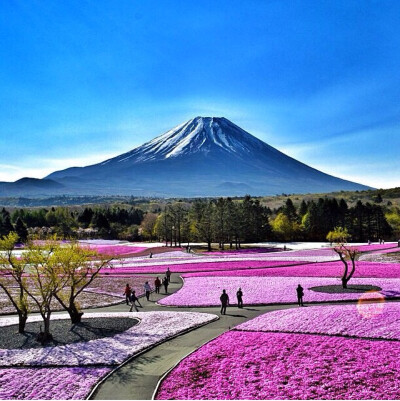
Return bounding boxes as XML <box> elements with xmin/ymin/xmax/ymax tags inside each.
<box><xmin>0</xmin><ymin>311</ymin><xmax>218</xmax><ymax>367</ymax></box>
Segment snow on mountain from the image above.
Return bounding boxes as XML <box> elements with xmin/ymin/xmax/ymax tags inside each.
<box><xmin>105</xmin><ymin>117</ymin><xmax>273</xmax><ymax>165</ymax></box>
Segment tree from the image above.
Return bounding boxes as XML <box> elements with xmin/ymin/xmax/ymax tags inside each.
<box><xmin>0</xmin><ymin>232</ymin><xmax>29</xmax><ymax>333</ymax></box>
<box><xmin>140</xmin><ymin>213</ymin><xmax>158</xmax><ymax>241</ymax></box>
<box><xmin>0</xmin><ymin>209</ymin><xmax>14</xmax><ymax>237</ymax></box>
<box><xmin>272</xmin><ymin>212</ymin><xmax>300</xmax><ymax>241</ymax></box>
<box><xmin>53</xmin><ymin>242</ymin><xmax>113</xmax><ymax>324</ymax></box>
<box><xmin>282</xmin><ymin>198</ymin><xmax>298</xmax><ymax>222</ymax></box>
<box><xmin>14</xmin><ymin>217</ymin><xmax>28</xmax><ymax>243</ymax></box>
<box><xmin>327</xmin><ymin>227</ymin><xmax>360</xmax><ymax>289</ymax></box>
<box><xmin>214</xmin><ymin>198</ymin><xmax>228</xmax><ymax>249</ymax></box>
<box><xmin>195</xmin><ymin>200</ymin><xmax>215</xmax><ymax>251</ymax></box>
<box><xmin>22</xmin><ymin>238</ymin><xmax>65</xmax><ymax>343</ymax></box>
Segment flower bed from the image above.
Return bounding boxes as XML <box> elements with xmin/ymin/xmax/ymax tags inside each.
<box><xmin>155</xmin><ymin>331</ymin><xmax>400</xmax><ymax>400</ymax></box>
<box><xmin>83</xmin><ymin>244</ymin><xmax>147</xmax><ymax>256</ymax></box>
<box><xmin>0</xmin><ymin>312</ymin><xmax>218</xmax><ymax>366</ymax></box>
<box><xmin>0</xmin><ymin>289</ymin><xmax>123</xmax><ymax>315</ymax></box>
<box><xmin>86</xmin><ymin>275</ymin><xmax>152</xmax><ymax>298</ymax></box>
<box><xmin>104</xmin><ymin>259</ymin><xmax>302</xmax><ymax>274</ymax></box>
<box><xmin>0</xmin><ymin>367</ymin><xmax>111</xmax><ymax>400</ymax></box>
<box><xmin>184</xmin><ymin>261</ymin><xmax>400</xmax><ymax>278</ymax></box>
<box><xmin>0</xmin><ymin>275</ymin><xmax>155</xmax><ymax>315</ymax></box>
<box><xmin>236</xmin><ymin>303</ymin><xmax>400</xmax><ymax>340</ymax></box>
<box><xmin>158</xmin><ymin>276</ymin><xmax>400</xmax><ymax>307</ymax></box>
<box><xmin>204</xmin><ymin>248</ymin><xmax>282</xmax><ymax>255</ymax></box>
<box><xmin>350</xmin><ymin>243</ymin><xmax>397</xmax><ymax>252</ymax></box>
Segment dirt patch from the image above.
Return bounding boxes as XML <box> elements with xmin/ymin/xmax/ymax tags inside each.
<box><xmin>0</xmin><ymin>317</ymin><xmax>138</xmax><ymax>349</ymax></box>
<box><xmin>309</xmin><ymin>284</ymin><xmax>382</xmax><ymax>294</ymax></box>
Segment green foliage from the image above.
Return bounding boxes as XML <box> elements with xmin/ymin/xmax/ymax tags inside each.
<box><xmin>326</xmin><ymin>227</ymin><xmax>350</xmax><ymax>244</ymax></box>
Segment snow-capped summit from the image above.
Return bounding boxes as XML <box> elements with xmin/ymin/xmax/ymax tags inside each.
<box><xmin>107</xmin><ymin>116</ymin><xmax>274</xmax><ymax>165</ymax></box>
<box><xmin>39</xmin><ymin>116</ymin><xmax>371</xmax><ymax>197</ymax></box>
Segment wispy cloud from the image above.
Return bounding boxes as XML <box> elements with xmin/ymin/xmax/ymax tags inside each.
<box><xmin>0</xmin><ymin>152</ymin><xmax>120</xmax><ymax>182</ymax></box>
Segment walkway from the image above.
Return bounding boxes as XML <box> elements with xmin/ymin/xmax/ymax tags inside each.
<box><xmin>87</xmin><ymin>273</ymin><xmax>332</xmax><ymax>400</ymax></box>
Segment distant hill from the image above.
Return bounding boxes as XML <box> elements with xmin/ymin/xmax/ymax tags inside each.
<box><xmin>0</xmin><ymin>178</ymin><xmax>64</xmax><ymax>197</ymax></box>
<box><xmin>4</xmin><ymin>117</ymin><xmax>372</xmax><ymax>197</ymax></box>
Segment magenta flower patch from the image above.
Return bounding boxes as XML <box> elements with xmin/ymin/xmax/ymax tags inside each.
<box><xmin>183</xmin><ymin>260</ymin><xmax>400</xmax><ymax>278</ymax></box>
<box><xmin>156</xmin><ymin>331</ymin><xmax>400</xmax><ymax>400</ymax></box>
<box><xmin>158</xmin><ymin>276</ymin><xmax>400</xmax><ymax>307</ymax></box>
<box><xmin>236</xmin><ymin>302</ymin><xmax>400</xmax><ymax>340</ymax></box>
<box><xmin>103</xmin><ymin>259</ymin><xmax>301</xmax><ymax>274</ymax></box>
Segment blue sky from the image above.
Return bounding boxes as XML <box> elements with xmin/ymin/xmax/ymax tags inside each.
<box><xmin>1</xmin><ymin>0</ymin><xmax>399</xmax><ymax>188</ymax></box>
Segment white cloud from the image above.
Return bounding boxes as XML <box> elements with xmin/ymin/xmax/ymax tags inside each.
<box><xmin>0</xmin><ymin>152</ymin><xmax>120</xmax><ymax>182</ymax></box>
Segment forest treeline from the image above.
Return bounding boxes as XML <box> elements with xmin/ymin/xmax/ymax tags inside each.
<box><xmin>0</xmin><ymin>195</ymin><xmax>399</xmax><ymax>245</ymax></box>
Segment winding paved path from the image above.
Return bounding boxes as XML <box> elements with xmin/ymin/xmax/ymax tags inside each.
<box><xmin>87</xmin><ymin>273</ymin><xmax>356</xmax><ymax>400</ymax></box>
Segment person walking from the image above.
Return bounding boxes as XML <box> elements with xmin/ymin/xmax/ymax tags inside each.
<box><xmin>166</xmin><ymin>267</ymin><xmax>171</xmax><ymax>283</ymax></box>
<box><xmin>154</xmin><ymin>277</ymin><xmax>161</xmax><ymax>294</ymax></box>
<box><xmin>129</xmin><ymin>290</ymin><xmax>142</xmax><ymax>311</ymax></box>
<box><xmin>236</xmin><ymin>287</ymin><xmax>243</xmax><ymax>308</ymax></box>
<box><xmin>123</xmin><ymin>283</ymin><xmax>132</xmax><ymax>305</ymax></box>
<box><xmin>296</xmin><ymin>284</ymin><xmax>304</xmax><ymax>306</ymax></box>
<box><xmin>163</xmin><ymin>276</ymin><xmax>169</xmax><ymax>294</ymax></box>
<box><xmin>144</xmin><ymin>281</ymin><xmax>152</xmax><ymax>301</ymax></box>
<box><xmin>220</xmin><ymin>289</ymin><xmax>229</xmax><ymax>315</ymax></box>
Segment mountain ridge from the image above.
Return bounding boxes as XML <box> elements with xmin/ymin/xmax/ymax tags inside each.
<box><xmin>3</xmin><ymin>117</ymin><xmax>372</xmax><ymax>197</ymax></box>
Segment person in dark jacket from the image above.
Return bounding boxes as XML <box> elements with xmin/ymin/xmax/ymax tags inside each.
<box><xmin>220</xmin><ymin>289</ymin><xmax>229</xmax><ymax>315</ymax></box>
<box><xmin>236</xmin><ymin>287</ymin><xmax>243</xmax><ymax>308</ymax></box>
<box><xmin>154</xmin><ymin>277</ymin><xmax>161</xmax><ymax>293</ymax></box>
<box><xmin>129</xmin><ymin>290</ymin><xmax>142</xmax><ymax>311</ymax></box>
<box><xmin>163</xmin><ymin>276</ymin><xmax>169</xmax><ymax>294</ymax></box>
<box><xmin>296</xmin><ymin>284</ymin><xmax>304</xmax><ymax>306</ymax></box>
<box><xmin>166</xmin><ymin>267</ymin><xmax>171</xmax><ymax>283</ymax></box>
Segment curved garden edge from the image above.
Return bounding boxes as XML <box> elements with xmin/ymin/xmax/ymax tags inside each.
<box><xmin>151</xmin><ymin>326</ymin><xmax>230</xmax><ymax>401</ymax></box>
<box><xmin>86</xmin><ymin>313</ymin><xmax>219</xmax><ymax>400</ymax></box>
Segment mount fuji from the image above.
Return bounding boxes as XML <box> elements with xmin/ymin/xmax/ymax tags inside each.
<box><xmin>1</xmin><ymin>117</ymin><xmax>371</xmax><ymax>197</ymax></box>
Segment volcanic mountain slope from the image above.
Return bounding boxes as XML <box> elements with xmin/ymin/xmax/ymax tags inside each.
<box><xmin>43</xmin><ymin>116</ymin><xmax>370</xmax><ymax>196</ymax></box>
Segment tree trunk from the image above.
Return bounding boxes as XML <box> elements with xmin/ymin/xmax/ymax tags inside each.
<box><xmin>18</xmin><ymin>311</ymin><xmax>27</xmax><ymax>334</ymax></box>
<box><xmin>68</xmin><ymin>302</ymin><xmax>84</xmax><ymax>324</ymax></box>
<box><xmin>342</xmin><ymin>277</ymin><xmax>348</xmax><ymax>289</ymax></box>
<box><xmin>37</xmin><ymin>314</ymin><xmax>53</xmax><ymax>344</ymax></box>
<box><xmin>207</xmin><ymin>241</ymin><xmax>211</xmax><ymax>252</ymax></box>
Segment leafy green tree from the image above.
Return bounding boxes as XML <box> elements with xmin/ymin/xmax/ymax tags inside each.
<box><xmin>53</xmin><ymin>242</ymin><xmax>113</xmax><ymax>324</ymax></box>
<box><xmin>272</xmin><ymin>212</ymin><xmax>300</xmax><ymax>241</ymax></box>
<box><xmin>327</xmin><ymin>227</ymin><xmax>359</xmax><ymax>289</ymax></box>
<box><xmin>140</xmin><ymin>213</ymin><xmax>158</xmax><ymax>241</ymax></box>
<box><xmin>22</xmin><ymin>238</ymin><xmax>65</xmax><ymax>343</ymax></box>
<box><xmin>0</xmin><ymin>232</ymin><xmax>29</xmax><ymax>333</ymax></box>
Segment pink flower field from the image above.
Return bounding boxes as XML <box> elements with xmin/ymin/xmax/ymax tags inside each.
<box><xmin>83</xmin><ymin>244</ymin><xmax>147</xmax><ymax>256</ymax></box>
<box><xmin>236</xmin><ymin>303</ymin><xmax>400</xmax><ymax>339</ymax></box>
<box><xmin>158</xmin><ymin>276</ymin><xmax>400</xmax><ymax>307</ymax></box>
<box><xmin>0</xmin><ymin>367</ymin><xmax>111</xmax><ymax>400</ymax></box>
<box><xmin>156</xmin><ymin>331</ymin><xmax>400</xmax><ymax>400</ymax></box>
<box><xmin>102</xmin><ymin>259</ymin><xmax>302</xmax><ymax>274</ymax></box>
<box><xmin>184</xmin><ymin>260</ymin><xmax>400</xmax><ymax>278</ymax></box>
<box><xmin>204</xmin><ymin>247</ymin><xmax>282</xmax><ymax>255</ymax></box>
